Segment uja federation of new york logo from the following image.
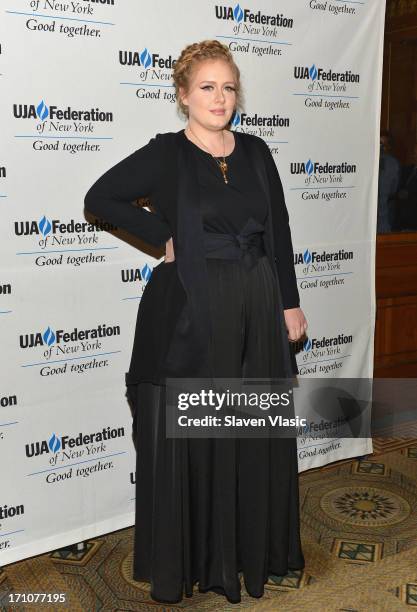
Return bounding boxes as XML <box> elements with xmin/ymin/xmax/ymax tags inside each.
<box><xmin>295</xmin><ymin>331</ymin><xmax>353</xmax><ymax>375</ymax></box>
<box><xmin>14</xmin><ymin>216</ymin><xmax>118</xmax><ymax>268</ymax></box>
<box><xmin>13</xmin><ymin>100</ymin><xmax>113</xmax><ymax>153</ymax></box>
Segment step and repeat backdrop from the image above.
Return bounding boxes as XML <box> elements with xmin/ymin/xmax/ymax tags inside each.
<box><xmin>1</xmin><ymin>1</ymin><xmax>385</xmax><ymax>565</ymax></box>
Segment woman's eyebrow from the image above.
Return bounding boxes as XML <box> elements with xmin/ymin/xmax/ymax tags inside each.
<box><xmin>199</xmin><ymin>80</ymin><xmax>236</xmax><ymax>85</ymax></box>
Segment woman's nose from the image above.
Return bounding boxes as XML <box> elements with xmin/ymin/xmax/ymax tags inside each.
<box><xmin>214</xmin><ymin>88</ymin><xmax>225</xmax><ymax>102</ymax></box>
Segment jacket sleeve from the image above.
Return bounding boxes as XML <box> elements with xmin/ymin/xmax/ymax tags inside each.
<box><xmin>84</xmin><ymin>134</ymin><xmax>172</xmax><ymax>248</ymax></box>
<box><xmin>260</xmin><ymin>139</ymin><xmax>300</xmax><ymax>309</ymax></box>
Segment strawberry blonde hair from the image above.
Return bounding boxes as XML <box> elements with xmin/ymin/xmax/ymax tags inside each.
<box><xmin>173</xmin><ymin>40</ymin><xmax>242</xmax><ymax>119</ymax></box>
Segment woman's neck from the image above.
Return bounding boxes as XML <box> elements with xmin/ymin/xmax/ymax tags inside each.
<box><xmin>185</xmin><ymin>122</ymin><xmax>235</xmax><ymax>157</ymax></box>
<box><xmin>185</xmin><ymin>122</ymin><xmax>226</xmax><ymax>155</ymax></box>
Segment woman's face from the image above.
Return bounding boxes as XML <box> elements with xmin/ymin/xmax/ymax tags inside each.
<box><xmin>180</xmin><ymin>59</ymin><xmax>237</xmax><ymax>131</ymax></box>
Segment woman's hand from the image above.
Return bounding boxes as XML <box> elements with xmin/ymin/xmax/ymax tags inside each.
<box><xmin>284</xmin><ymin>307</ymin><xmax>308</xmax><ymax>342</ymax></box>
<box><xmin>164</xmin><ymin>237</ymin><xmax>175</xmax><ymax>263</ymax></box>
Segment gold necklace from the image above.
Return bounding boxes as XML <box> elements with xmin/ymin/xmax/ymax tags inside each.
<box><xmin>187</xmin><ymin>126</ymin><xmax>229</xmax><ymax>184</ymax></box>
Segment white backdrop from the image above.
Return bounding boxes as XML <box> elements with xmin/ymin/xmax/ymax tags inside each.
<box><xmin>1</xmin><ymin>0</ymin><xmax>385</xmax><ymax>565</ymax></box>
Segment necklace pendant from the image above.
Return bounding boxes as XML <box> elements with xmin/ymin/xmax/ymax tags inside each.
<box><xmin>219</xmin><ymin>160</ymin><xmax>228</xmax><ymax>184</ymax></box>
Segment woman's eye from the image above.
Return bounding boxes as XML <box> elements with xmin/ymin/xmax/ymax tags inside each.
<box><xmin>201</xmin><ymin>85</ymin><xmax>236</xmax><ymax>91</ymax></box>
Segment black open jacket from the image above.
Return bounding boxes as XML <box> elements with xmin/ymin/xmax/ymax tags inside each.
<box><xmin>84</xmin><ymin>129</ymin><xmax>300</xmax><ymax>384</ymax></box>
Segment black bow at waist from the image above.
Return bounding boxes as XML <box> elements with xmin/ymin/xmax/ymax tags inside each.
<box><xmin>203</xmin><ymin>224</ymin><xmax>266</xmax><ymax>270</ymax></box>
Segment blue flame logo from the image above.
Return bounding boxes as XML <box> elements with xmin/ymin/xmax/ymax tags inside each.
<box><xmin>233</xmin><ymin>3</ymin><xmax>244</xmax><ymax>22</ymax></box>
<box><xmin>140</xmin><ymin>48</ymin><xmax>152</xmax><ymax>69</ymax></box>
<box><xmin>306</xmin><ymin>159</ymin><xmax>314</xmax><ymax>176</ymax></box>
<box><xmin>43</xmin><ymin>326</ymin><xmax>56</xmax><ymax>346</ymax></box>
<box><xmin>48</xmin><ymin>433</ymin><xmax>61</xmax><ymax>453</ymax></box>
<box><xmin>39</xmin><ymin>215</ymin><xmax>52</xmax><ymax>237</ymax></box>
<box><xmin>231</xmin><ymin>112</ymin><xmax>241</xmax><ymax>127</ymax></box>
<box><xmin>309</xmin><ymin>64</ymin><xmax>318</xmax><ymax>81</ymax></box>
<box><xmin>36</xmin><ymin>100</ymin><xmax>49</xmax><ymax>120</ymax></box>
<box><xmin>303</xmin><ymin>249</ymin><xmax>312</xmax><ymax>264</ymax></box>
<box><xmin>303</xmin><ymin>338</ymin><xmax>312</xmax><ymax>352</ymax></box>
<box><xmin>141</xmin><ymin>263</ymin><xmax>152</xmax><ymax>282</ymax></box>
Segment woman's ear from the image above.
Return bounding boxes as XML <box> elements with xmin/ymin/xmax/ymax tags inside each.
<box><xmin>179</xmin><ymin>86</ymin><xmax>188</xmax><ymax>108</ymax></box>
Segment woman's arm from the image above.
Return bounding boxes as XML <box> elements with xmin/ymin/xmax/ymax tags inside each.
<box><xmin>259</xmin><ymin>139</ymin><xmax>307</xmax><ymax>341</ymax></box>
<box><xmin>84</xmin><ymin>134</ymin><xmax>172</xmax><ymax>248</ymax></box>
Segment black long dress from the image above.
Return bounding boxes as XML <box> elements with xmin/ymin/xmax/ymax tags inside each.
<box><xmin>131</xmin><ymin>134</ymin><xmax>305</xmax><ymax>604</ymax></box>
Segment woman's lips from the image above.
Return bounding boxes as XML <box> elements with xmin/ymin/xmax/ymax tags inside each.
<box><xmin>210</xmin><ymin>109</ymin><xmax>225</xmax><ymax>115</ymax></box>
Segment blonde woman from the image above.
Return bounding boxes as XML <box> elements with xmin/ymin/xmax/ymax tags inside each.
<box><xmin>85</xmin><ymin>40</ymin><xmax>307</xmax><ymax>605</ymax></box>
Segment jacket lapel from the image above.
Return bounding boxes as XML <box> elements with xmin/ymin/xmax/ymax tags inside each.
<box><xmin>162</xmin><ymin>131</ymin><xmax>213</xmax><ymax>378</ymax></box>
<box><xmin>239</xmin><ymin>134</ymin><xmax>296</xmax><ymax>378</ymax></box>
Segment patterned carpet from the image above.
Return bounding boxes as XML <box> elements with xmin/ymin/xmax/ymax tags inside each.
<box><xmin>1</xmin><ymin>439</ymin><xmax>417</xmax><ymax>611</ymax></box>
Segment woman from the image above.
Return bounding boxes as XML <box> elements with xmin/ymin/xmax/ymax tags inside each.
<box><xmin>84</xmin><ymin>40</ymin><xmax>307</xmax><ymax>605</ymax></box>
